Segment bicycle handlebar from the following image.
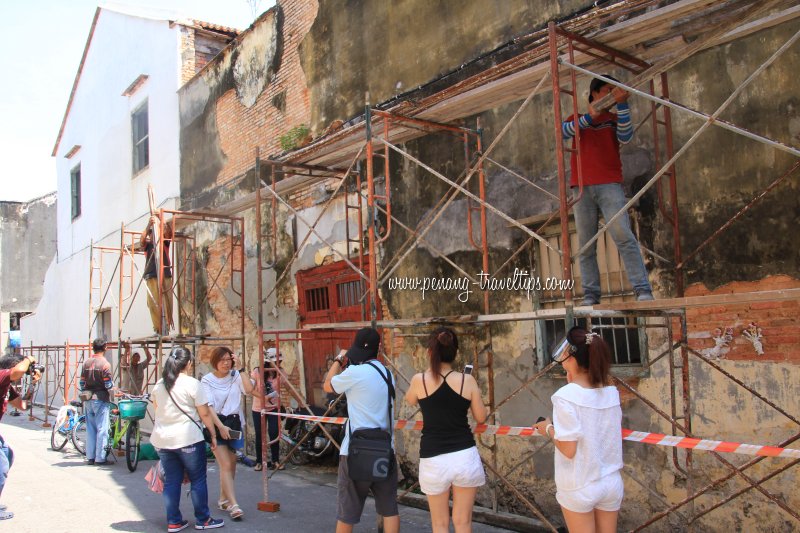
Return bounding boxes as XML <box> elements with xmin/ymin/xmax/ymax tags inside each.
<box><xmin>114</xmin><ymin>392</ymin><xmax>151</xmax><ymax>401</ymax></box>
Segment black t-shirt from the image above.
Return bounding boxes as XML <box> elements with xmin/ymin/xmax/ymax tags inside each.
<box><xmin>143</xmin><ymin>233</ymin><xmax>172</xmax><ymax>279</ymax></box>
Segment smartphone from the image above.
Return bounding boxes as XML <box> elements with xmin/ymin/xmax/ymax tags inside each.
<box><xmin>227</xmin><ymin>429</ymin><xmax>242</xmax><ymax>440</ymax></box>
<box><xmin>464</xmin><ymin>364</ymin><xmax>473</xmax><ymax>375</ymax></box>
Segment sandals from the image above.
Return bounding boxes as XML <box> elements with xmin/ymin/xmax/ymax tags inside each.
<box><xmin>253</xmin><ymin>462</ymin><xmax>263</xmax><ymax>471</ymax></box>
<box><xmin>229</xmin><ymin>504</ymin><xmax>244</xmax><ymax>521</ymax></box>
<box><xmin>217</xmin><ymin>499</ymin><xmax>231</xmax><ymax>511</ymax></box>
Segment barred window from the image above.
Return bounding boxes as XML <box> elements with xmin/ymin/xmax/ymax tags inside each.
<box><xmin>305</xmin><ymin>287</ymin><xmax>330</xmax><ymax>312</ymax></box>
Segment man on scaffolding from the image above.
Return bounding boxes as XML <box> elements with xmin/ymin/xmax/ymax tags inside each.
<box><xmin>140</xmin><ymin>215</ymin><xmax>174</xmax><ymax>335</ymax></box>
<box><xmin>562</xmin><ymin>75</ymin><xmax>654</xmax><ymax>306</ymax></box>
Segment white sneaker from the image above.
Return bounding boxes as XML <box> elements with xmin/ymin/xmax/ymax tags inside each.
<box><xmin>0</xmin><ymin>510</ymin><xmax>13</xmax><ymax>520</ymax></box>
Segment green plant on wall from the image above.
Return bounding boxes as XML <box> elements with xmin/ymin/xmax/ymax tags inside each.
<box><xmin>279</xmin><ymin>124</ymin><xmax>311</xmax><ymax>151</ymax></box>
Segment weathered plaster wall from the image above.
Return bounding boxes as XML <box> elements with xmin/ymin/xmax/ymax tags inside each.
<box><xmin>0</xmin><ymin>193</ymin><xmax>57</xmax><ymax>313</ymax></box>
<box><xmin>179</xmin><ymin>1</ymin><xmax>799</xmax><ymax>529</ymax></box>
<box><xmin>299</xmin><ymin>0</ymin><xmax>590</xmax><ymax>134</ymax></box>
<box><xmin>179</xmin><ymin>0</ymin><xmax>318</xmax><ymax>208</ymax></box>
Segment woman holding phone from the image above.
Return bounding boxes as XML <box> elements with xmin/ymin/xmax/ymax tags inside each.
<box><xmin>405</xmin><ymin>327</ymin><xmax>487</xmax><ymax>533</ymax></box>
<box><xmin>201</xmin><ymin>346</ymin><xmax>262</xmax><ymax>521</ymax></box>
<box><xmin>533</xmin><ymin>327</ymin><xmax>623</xmax><ymax>533</ymax></box>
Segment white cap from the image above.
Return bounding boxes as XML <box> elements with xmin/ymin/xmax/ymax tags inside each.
<box><xmin>265</xmin><ymin>347</ymin><xmax>279</xmax><ymax>362</ymax></box>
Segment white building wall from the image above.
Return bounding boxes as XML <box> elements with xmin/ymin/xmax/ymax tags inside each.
<box><xmin>22</xmin><ymin>9</ymin><xmax>185</xmax><ymax>348</ymax></box>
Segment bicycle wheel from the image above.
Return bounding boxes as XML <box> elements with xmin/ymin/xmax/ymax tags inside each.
<box><xmin>51</xmin><ymin>419</ymin><xmax>70</xmax><ymax>451</ymax></box>
<box><xmin>125</xmin><ymin>421</ymin><xmax>141</xmax><ymax>472</ymax></box>
<box><xmin>72</xmin><ymin>417</ymin><xmax>87</xmax><ymax>455</ymax></box>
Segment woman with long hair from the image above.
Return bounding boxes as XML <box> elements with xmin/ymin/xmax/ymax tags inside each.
<box><xmin>201</xmin><ymin>346</ymin><xmax>261</xmax><ymax>521</ymax></box>
<box><xmin>151</xmin><ymin>346</ymin><xmax>224</xmax><ymax>532</ymax></box>
<box><xmin>405</xmin><ymin>327</ymin><xmax>487</xmax><ymax>533</ymax></box>
<box><xmin>533</xmin><ymin>327</ymin><xmax>623</xmax><ymax>533</ymax></box>
<box><xmin>250</xmin><ymin>348</ymin><xmax>283</xmax><ymax>471</ymax></box>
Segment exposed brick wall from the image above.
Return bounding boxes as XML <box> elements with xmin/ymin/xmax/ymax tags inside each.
<box><xmin>179</xmin><ymin>26</ymin><xmax>197</xmax><ymax>85</ymax></box>
<box><xmin>683</xmin><ymin>275</ymin><xmax>800</xmax><ymax>363</ymax></box>
<box><xmin>216</xmin><ymin>0</ymin><xmax>318</xmax><ymax>186</ymax></box>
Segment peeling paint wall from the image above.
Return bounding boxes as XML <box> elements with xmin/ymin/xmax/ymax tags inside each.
<box><xmin>179</xmin><ymin>1</ymin><xmax>800</xmax><ymax>530</ymax></box>
<box><xmin>179</xmin><ymin>1</ymin><xmax>316</xmax><ymax>206</ymax></box>
<box><xmin>0</xmin><ymin>194</ymin><xmax>57</xmax><ymax>314</ymax></box>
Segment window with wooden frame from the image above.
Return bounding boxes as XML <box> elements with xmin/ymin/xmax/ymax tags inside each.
<box><xmin>70</xmin><ymin>164</ymin><xmax>81</xmax><ymax>220</ymax></box>
<box><xmin>527</xmin><ymin>211</ymin><xmax>648</xmax><ymax>372</ymax></box>
<box><xmin>131</xmin><ymin>101</ymin><xmax>149</xmax><ymax>175</ymax></box>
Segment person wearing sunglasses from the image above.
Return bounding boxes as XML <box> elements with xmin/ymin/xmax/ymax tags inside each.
<box><xmin>533</xmin><ymin>327</ymin><xmax>623</xmax><ymax>533</ymax></box>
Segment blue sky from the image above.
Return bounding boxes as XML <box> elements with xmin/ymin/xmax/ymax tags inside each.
<box><xmin>0</xmin><ymin>1</ymin><xmax>271</xmax><ymax>203</ymax></box>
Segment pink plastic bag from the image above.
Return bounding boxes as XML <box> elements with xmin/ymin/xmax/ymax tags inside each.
<box><xmin>145</xmin><ymin>460</ymin><xmax>165</xmax><ymax>493</ymax></box>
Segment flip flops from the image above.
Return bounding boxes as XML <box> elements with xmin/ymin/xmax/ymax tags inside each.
<box><xmin>253</xmin><ymin>462</ymin><xmax>263</xmax><ymax>471</ymax></box>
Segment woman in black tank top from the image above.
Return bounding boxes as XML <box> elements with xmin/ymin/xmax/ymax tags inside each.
<box><xmin>405</xmin><ymin>327</ymin><xmax>488</xmax><ymax>533</ymax></box>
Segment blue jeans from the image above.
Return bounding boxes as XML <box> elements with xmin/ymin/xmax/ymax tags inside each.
<box><xmin>0</xmin><ymin>435</ymin><xmax>13</xmax><ymax>496</ymax></box>
<box><xmin>573</xmin><ymin>183</ymin><xmax>651</xmax><ymax>300</ymax></box>
<box><xmin>158</xmin><ymin>442</ymin><xmax>210</xmax><ymax>525</ymax></box>
<box><xmin>85</xmin><ymin>400</ymin><xmax>110</xmax><ymax>462</ymax></box>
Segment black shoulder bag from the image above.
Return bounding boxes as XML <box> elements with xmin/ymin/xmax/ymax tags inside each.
<box><xmin>166</xmin><ymin>387</ymin><xmax>213</xmax><ymax>444</ymax></box>
<box><xmin>347</xmin><ymin>361</ymin><xmax>396</xmax><ymax>482</ymax></box>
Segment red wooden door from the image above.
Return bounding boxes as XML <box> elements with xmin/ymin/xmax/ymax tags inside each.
<box><xmin>296</xmin><ymin>258</ymin><xmax>380</xmax><ymax>406</ymax></box>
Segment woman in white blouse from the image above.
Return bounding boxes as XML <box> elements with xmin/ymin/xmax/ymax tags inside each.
<box><xmin>533</xmin><ymin>327</ymin><xmax>623</xmax><ymax>533</ymax></box>
<box><xmin>201</xmin><ymin>346</ymin><xmax>261</xmax><ymax>522</ymax></box>
<box><xmin>151</xmin><ymin>346</ymin><xmax>225</xmax><ymax>531</ymax></box>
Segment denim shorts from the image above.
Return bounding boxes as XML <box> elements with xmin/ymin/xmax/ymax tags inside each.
<box><xmin>556</xmin><ymin>471</ymin><xmax>624</xmax><ymax>513</ymax></box>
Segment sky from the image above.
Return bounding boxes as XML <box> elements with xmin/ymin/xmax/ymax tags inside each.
<box><xmin>0</xmin><ymin>0</ymin><xmax>271</xmax><ymax>203</ymax></box>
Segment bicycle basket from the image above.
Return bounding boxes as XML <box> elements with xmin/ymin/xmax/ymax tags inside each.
<box><xmin>118</xmin><ymin>399</ymin><xmax>148</xmax><ymax>420</ymax></box>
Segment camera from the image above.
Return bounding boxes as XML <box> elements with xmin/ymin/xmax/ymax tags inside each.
<box><xmin>27</xmin><ymin>363</ymin><xmax>45</xmax><ymax>375</ymax></box>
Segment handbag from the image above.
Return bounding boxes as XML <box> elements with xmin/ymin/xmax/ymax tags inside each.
<box><xmin>216</xmin><ymin>413</ymin><xmax>242</xmax><ymax>438</ymax></box>
<box><xmin>166</xmin><ymin>387</ymin><xmax>213</xmax><ymax>444</ymax></box>
<box><xmin>347</xmin><ymin>361</ymin><xmax>396</xmax><ymax>482</ymax></box>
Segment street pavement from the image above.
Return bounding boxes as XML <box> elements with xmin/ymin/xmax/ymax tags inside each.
<box><xmin>0</xmin><ymin>413</ymin><xmax>512</xmax><ymax>532</ymax></box>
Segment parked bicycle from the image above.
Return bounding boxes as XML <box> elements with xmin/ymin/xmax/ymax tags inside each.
<box><xmin>51</xmin><ymin>400</ymin><xmax>85</xmax><ymax>452</ymax></box>
<box><xmin>72</xmin><ymin>393</ymin><xmax>150</xmax><ymax>472</ymax></box>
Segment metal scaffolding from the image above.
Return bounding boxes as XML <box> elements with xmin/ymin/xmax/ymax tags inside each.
<box><xmin>242</xmin><ymin>2</ymin><xmax>800</xmax><ymax>529</ymax></box>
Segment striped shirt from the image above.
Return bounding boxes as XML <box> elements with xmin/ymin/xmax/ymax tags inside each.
<box><xmin>562</xmin><ymin>103</ymin><xmax>633</xmax><ymax>187</ymax></box>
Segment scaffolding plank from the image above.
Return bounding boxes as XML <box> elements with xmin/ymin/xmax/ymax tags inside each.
<box><xmin>598</xmin><ymin>288</ymin><xmax>800</xmax><ymax>310</ymax></box>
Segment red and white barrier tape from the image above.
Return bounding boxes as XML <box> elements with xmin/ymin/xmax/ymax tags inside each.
<box><xmin>266</xmin><ymin>411</ymin><xmax>800</xmax><ymax>459</ymax></box>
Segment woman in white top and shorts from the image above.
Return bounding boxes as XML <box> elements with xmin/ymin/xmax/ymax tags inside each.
<box><xmin>405</xmin><ymin>327</ymin><xmax>487</xmax><ymax>533</ymax></box>
<box><xmin>533</xmin><ymin>327</ymin><xmax>623</xmax><ymax>533</ymax></box>
<box><xmin>201</xmin><ymin>346</ymin><xmax>261</xmax><ymax>521</ymax></box>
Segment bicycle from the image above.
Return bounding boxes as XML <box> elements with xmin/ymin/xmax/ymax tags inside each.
<box><xmin>72</xmin><ymin>393</ymin><xmax>150</xmax><ymax>472</ymax></box>
<box><xmin>51</xmin><ymin>400</ymin><xmax>85</xmax><ymax>451</ymax></box>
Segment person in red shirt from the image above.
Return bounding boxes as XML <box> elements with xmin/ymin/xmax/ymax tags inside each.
<box><xmin>562</xmin><ymin>75</ymin><xmax>654</xmax><ymax>305</ymax></box>
<box><xmin>0</xmin><ymin>354</ymin><xmax>41</xmax><ymax>520</ymax></box>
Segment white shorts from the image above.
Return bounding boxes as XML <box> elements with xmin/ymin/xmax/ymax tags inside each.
<box><xmin>556</xmin><ymin>471</ymin><xmax>624</xmax><ymax>513</ymax></box>
<box><xmin>419</xmin><ymin>446</ymin><xmax>486</xmax><ymax>495</ymax></box>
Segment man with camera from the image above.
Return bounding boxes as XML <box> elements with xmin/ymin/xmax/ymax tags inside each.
<box><xmin>0</xmin><ymin>353</ymin><xmax>43</xmax><ymax>520</ymax></box>
<box><xmin>323</xmin><ymin>327</ymin><xmax>399</xmax><ymax>533</ymax></box>
<box><xmin>79</xmin><ymin>338</ymin><xmax>114</xmax><ymax>465</ymax></box>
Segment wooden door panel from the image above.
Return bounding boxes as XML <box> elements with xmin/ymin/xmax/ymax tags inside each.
<box><xmin>297</xmin><ymin>258</ymin><xmax>380</xmax><ymax>406</ymax></box>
